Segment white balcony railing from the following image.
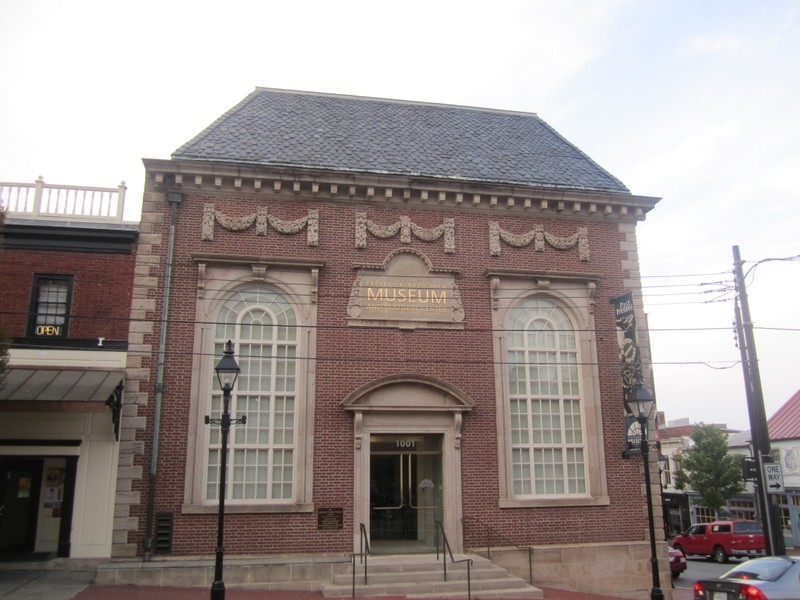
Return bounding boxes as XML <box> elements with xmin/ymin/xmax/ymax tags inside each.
<box><xmin>0</xmin><ymin>176</ymin><xmax>127</xmax><ymax>223</ymax></box>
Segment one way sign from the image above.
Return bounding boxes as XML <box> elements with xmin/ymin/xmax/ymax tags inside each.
<box><xmin>764</xmin><ymin>463</ymin><xmax>784</xmax><ymax>494</ymax></box>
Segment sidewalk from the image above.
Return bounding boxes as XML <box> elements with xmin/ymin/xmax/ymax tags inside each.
<box><xmin>0</xmin><ymin>556</ymin><xmax>694</xmax><ymax>600</ymax></box>
<box><xmin>71</xmin><ymin>584</ymin><xmax>694</xmax><ymax>600</ymax></box>
<box><xmin>0</xmin><ymin>571</ymin><xmax>694</xmax><ymax>600</ymax></box>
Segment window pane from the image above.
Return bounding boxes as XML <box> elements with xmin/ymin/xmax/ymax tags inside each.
<box><xmin>207</xmin><ymin>449</ymin><xmax>220</xmax><ymax>500</ymax></box>
<box><xmin>512</xmin><ymin>448</ymin><xmax>531</xmax><ymax>495</ymax></box>
<box><xmin>564</xmin><ymin>399</ymin><xmax>583</xmax><ymax>444</ymax></box>
<box><xmin>510</xmin><ymin>399</ymin><xmax>529</xmax><ymax>445</ymax></box>
<box><xmin>507</xmin><ymin>351</ymin><xmax>526</xmax><ymax>395</ymax></box>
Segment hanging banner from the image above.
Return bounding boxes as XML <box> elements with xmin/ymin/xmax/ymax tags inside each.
<box><xmin>610</xmin><ymin>292</ymin><xmax>642</xmax><ymax>403</ymax></box>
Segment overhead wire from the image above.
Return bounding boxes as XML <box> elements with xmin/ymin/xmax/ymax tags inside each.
<box><xmin>3</xmin><ymin>254</ymin><xmax>797</xmax><ymax>371</ymax></box>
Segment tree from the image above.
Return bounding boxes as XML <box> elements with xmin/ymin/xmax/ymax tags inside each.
<box><xmin>674</xmin><ymin>424</ymin><xmax>745</xmax><ymax>515</ymax></box>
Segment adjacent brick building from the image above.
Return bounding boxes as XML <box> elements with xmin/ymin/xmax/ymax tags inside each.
<box><xmin>0</xmin><ymin>178</ymin><xmax>138</xmax><ymax>558</ymax></box>
<box><xmin>117</xmin><ymin>88</ymin><xmax>664</xmax><ymax>596</ymax></box>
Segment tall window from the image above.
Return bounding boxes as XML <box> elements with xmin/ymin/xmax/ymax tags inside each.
<box><xmin>506</xmin><ymin>297</ymin><xmax>586</xmax><ymax>496</ymax></box>
<box><xmin>28</xmin><ymin>275</ymin><xmax>73</xmax><ymax>338</ymax></box>
<box><xmin>207</xmin><ymin>285</ymin><xmax>297</xmax><ymax>503</ymax></box>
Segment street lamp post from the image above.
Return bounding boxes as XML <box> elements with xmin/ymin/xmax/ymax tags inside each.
<box><xmin>205</xmin><ymin>340</ymin><xmax>244</xmax><ymax>600</ymax></box>
<box><xmin>626</xmin><ymin>383</ymin><xmax>664</xmax><ymax>600</ymax></box>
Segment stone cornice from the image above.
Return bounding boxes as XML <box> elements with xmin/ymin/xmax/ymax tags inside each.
<box><xmin>485</xmin><ymin>267</ymin><xmax>602</xmax><ymax>282</ymax></box>
<box><xmin>143</xmin><ymin>158</ymin><xmax>660</xmax><ymax>221</ymax></box>
<box><xmin>191</xmin><ymin>253</ymin><xmax>325</xmax><ymax>269</ymax></box>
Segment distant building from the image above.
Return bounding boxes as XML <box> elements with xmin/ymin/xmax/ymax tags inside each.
<box><xmin>767</xmin><ymin>389</ymin><xmax>800</xmax><ymax>547</ymax></box>
<box><xmin>0</xmin><ymin>177</ymin><xmax>138</xmax><ymax>558</ymax></box>
<box><xmin>656</xmin><ymin>392</ymin><xmax>800</xmax><ymax>549</ymax></box>
<box><xmin>656</xmin><ymin>415</ymin><xmax>748</xmax><ymax>534</ymax></box>
<box><xmin>654</xmin><ymin>414</ymin><xmax>696</xmax><ymax>536</ymax></box>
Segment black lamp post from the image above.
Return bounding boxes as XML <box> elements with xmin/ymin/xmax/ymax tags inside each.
<box><xmin>625</xmin><ymin>383</ymin><xmax>664</xmax><ymax>600</ymax></box>
<box><xmin>205</xmin><ymin>340</ymin><xmax>244</xmax><ymax>600</ymax></box>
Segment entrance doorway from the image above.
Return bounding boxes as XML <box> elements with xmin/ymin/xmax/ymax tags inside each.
<box><xmin>0</xmin><ymin>458</ymin><xmax>43</xmax><ymax>554</ymax></box>
<box><xmin>369</xmin><ymin>434</ymin><xmax>442</xmax><ymax>554</ymax></box>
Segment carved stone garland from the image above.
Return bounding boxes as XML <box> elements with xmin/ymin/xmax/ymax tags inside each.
<box><xmin>355</xmin><ymin>211</ymin><xmax>455</xmax><ymax>253</ymax></box>
<box><xmin>202</xmin><ymin>204</ymin><xmax>319</xmax><ymax>246</ymax></box>
<box><xmin>488</xmin><ymin>222</ymin><xmax>589</xmax><ymax>261</ymax></box>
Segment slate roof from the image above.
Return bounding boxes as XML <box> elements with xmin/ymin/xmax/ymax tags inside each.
<box><xmin>727</xmin><ymin>430</ymin><xmax>752</xmax><ymax>448</ymax></box>
<box><xmin>173</xmin><ymin>88</ymin><xmax>630</xmax><ymax>194</ymax></box>
<box><xmin>768</xmin><ymin>388</ymin><xmax>800</xmax><ymax>440</ymax></box>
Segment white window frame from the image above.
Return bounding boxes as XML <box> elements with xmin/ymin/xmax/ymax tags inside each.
<box><xmin>491</xmin><ymin>273</ymin><xmax>609</xmax><ymax>508</ymax></box>
<box><xmin>29</xmin><ymin>274</ymin><xmax>73</xmax><ymax>338</ymax></box>
<box><xmin>183</xmin><ymin>261</ymin><xmax>318</xmax><ymax>514</ymax></box>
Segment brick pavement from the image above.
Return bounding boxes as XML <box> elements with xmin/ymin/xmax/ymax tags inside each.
<box><xmin>72</xmin><ymin>584</ymin><xmax>695</xmax><ymax>600</ymax></box>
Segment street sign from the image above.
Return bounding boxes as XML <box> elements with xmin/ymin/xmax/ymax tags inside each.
<box><xmin>764</xmin><ymin>462</ymin><xmax>784</xmax><ymax>494</ymax></box>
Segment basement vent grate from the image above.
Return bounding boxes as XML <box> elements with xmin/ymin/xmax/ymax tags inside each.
<box><xmin>155</xmin><ymin>512</ymin><xmax>173</xmax><ymax>553</ymax></box>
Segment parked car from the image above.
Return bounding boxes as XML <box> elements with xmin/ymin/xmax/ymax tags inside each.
<box><xmin>693</xmin><ymin>556</ymin><xmax>800</xmax><ymax>599</ymax></box>
<box><xmin>672</xmin><ymin>520</ymin><xmax>765</xmax><ymax>563</ymax></box>
<box><xmin>669</xmin><ymin>545</ymin><xmax>687</xmax><ymax>578</ymax></box>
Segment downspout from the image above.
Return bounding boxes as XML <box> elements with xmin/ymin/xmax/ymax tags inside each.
<box><xmin>143</xmin><ymin>189</ymin><xmax>183</xmax><ymax>560</ymax></box>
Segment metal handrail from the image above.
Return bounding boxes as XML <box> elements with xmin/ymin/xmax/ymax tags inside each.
<box><xmin>462</xmin><ymin>516</ymin><xmax>533</xmax><ymax>584</ymax></box>
<box><xmin>435</xmin><ymin>520</ymin><xmax>472</xmax><ymax>599</ymax></box>
<box><xmin>351</xmin><ymin>523</ymin><xmax>370</xmax><ymax>597</ymax></box>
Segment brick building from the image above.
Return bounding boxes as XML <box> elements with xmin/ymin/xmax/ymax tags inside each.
<box><xmin>118</xmin><ymin>89</ymin><xmax>663</xmax><ymax>596</ymax></box>
<box><xmin>0</xmin><ymin>178</ymin><xmax>138</xmax><ymax>558</ymax></box>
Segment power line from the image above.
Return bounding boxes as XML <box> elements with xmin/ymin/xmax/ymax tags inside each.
<box><xmin>4</xmin><ymin>306</ymin><xmax>798</xmax><ymax>334</ymax></box>
<box><xmin>0</xmin><ymin>338</ymin><xmax>749</xmax><ymax>371</ymax></box>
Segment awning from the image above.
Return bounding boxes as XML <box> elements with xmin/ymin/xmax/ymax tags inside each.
<box><xmin>0</xmin><ymin>367</ymin><xmax>124</xmax><ymax>409</ymax></box>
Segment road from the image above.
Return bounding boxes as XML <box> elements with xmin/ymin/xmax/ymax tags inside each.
<box><xmin>674</xmin><ymin>556</ymin><xmax>743</xmax><ymax>590</ymax></box>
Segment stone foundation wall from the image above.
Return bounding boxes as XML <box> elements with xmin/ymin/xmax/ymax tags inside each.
<box><xmin>483</xmin><ymin>540</ymin><xmax>673</xmax><ymax>600</ymax></box>
<box><xmin>96</xmin><ymin>554</ymin><xmax>352</xmax><ymax>590</ymax></box>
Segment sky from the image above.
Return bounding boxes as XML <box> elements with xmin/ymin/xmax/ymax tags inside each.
<box><xmin>1</xmin><ymin>0</ymin><xmax>798</xmax><ymax>431</ymax></box>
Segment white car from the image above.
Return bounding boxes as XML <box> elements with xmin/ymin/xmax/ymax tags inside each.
<box><xmin>693</xmin><ymin>556</ymin><xmax>800</xmax><ymax>599</ymax></box>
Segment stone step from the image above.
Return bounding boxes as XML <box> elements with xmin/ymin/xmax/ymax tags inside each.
<box><xmin>333</xmin><ymin>564</ymin><xmax>510</xmax><ymax>584</ymax></box>
<box><xmin>408</xmin><ymin>589</ymin><xmax>544</xmax><ymax>599</ymax></box>
<box><xmin>320</xmin><ymin>554</ymin><xmax>542</xmax><ymax>599</ymax></box>
<box><xmin>322</xmin><ymin>579</ymin><xmax>542</xmax><ymax>599</ymax></box>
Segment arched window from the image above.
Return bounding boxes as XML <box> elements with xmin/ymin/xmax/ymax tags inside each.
<box><xmin>206</xmin><ymin>285</ymin><xmax>298</xmax><ymax>503</ymax></box>
<box><xmin>506</xmin><ymin>297</ymin><xmax>586</xmax><ymax>497</ymax></box>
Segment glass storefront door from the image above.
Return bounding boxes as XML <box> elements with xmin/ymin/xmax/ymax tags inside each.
<box><xmin>369</xmin><ymin>434</ymin><xmax>442</xmax><ymax>553</ymax></box>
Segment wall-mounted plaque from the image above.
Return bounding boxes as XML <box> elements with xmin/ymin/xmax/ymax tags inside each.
<box><xmin>317</xmin><ymin>507</ymin><xmax>344</xmax><ymax>530</ymax></box>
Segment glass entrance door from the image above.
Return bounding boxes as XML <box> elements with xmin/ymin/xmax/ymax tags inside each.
<box><xmin>369</xmin><ymin>434</ymin><xmax>442</xmax><ymax>554</ymax></box>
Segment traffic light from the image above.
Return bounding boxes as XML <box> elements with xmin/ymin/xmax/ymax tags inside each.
<box><xmin>742</xmin><ymin>457</ymin><xmax>758</xmax><ymax>480</ymax></box>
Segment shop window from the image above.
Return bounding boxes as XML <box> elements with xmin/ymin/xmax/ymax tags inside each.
<box><xmin>661</xmin><ymin>457</ymin><xmax>672</xmax><ymax>487</ymax></box>
<box><xmin>28</xmin><ymin>275</ymin><xmax>73</xmax><ymax>338</ymax></box>
<box><xmin>694</xmin><ymin>506</ymin><xmax>716</xmax><ymax>522</ymax></box>
<box><xmin>774</xmin><ymin>495</ymin><xmax>790</xmax><ymax>529</ymax></box>
<box><xmin>729</xmin><ymin>499</ymin><xmax>756</xmax><ymax>521</ymax></box>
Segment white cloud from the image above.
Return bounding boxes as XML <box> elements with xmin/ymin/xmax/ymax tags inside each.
<box><xmin>629</xmin><ymin>120</ymin><xmax>743</xmax><ymax>188</ymax></box>
<box><xmin>763</xmin><ymin>157</ymin><xmax>800</xmax><ymax>200</ymax></box>
<box><xmin>679</xmin><ymin>34</ymin><xmax>742</xmax><ymax>56</ymax></box>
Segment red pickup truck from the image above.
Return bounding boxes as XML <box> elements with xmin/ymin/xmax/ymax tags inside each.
<box><xmin>671</xmin><ymin>520</ymin><xmax>765</xmax><ymax>563</ymax></box>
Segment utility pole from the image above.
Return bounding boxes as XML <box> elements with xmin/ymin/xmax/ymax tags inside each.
<box><xmin>733</xmin><ymin>245</ymin><xmax>785</xmax><ymax>555</ymax></box>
